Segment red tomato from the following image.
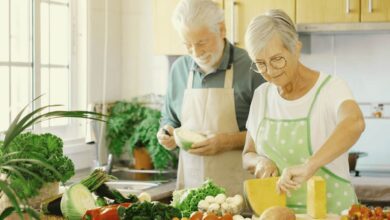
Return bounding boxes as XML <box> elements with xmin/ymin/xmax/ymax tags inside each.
<box><xmin>220</xmin><ymin>213</ymin><xmax>233</xmax><ymax>220</ymax></box>
<box><xmin>190</xmin><ymin>211</ymin><xmax>204</xmax><ymax>220</ymax></box>
<box><xmin>204</xmin><ymin>213</ymin><xmax>220</xmax><ymax>220</ymax></box>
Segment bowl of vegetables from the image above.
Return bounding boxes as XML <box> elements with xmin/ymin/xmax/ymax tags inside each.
<box><xmin>173</xmin><ymin>128</ymin><xmax>206</xmax><ymax>151</ymax></box>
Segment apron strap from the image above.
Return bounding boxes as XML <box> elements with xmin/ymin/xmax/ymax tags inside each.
<box><xmin>187</xmin><ymin>66</ymin><xmax>234</xmax><ymax>89</ymax></box>
<box><xmin>187</xmin><ymin>69</ymin><xmax>194</xmax><ymax>89</ymax></box>
<box><xmin>224</xmin><ymin>67</ymin><xmax>234</xmax><ymax>88</ymax></box>
<box><xmin>263</xmin><ymin>83</ymin><xmax>271</xmax><ymax>118</ymax></box>
<box><xmin>307</xmin><ymin>75</ymin><xmax>332</xmax><ymax>117</ymax></box>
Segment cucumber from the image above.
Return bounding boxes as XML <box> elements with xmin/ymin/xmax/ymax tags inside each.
<box><xmin>60</xmin><ymin>183</ymin><xmax>96</xmax><ymax>220</ymax></box>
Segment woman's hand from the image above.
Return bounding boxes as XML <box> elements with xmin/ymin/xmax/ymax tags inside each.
<box><xmin>254</xmin><ymin>157</ymin><xmax>279</xmax><ymax>178</ymax></box>
<box><xmin>277</xmin><ymin>162</ymin><xmax>317</xmax><ymax>195</ymax></box>
<box><xmin>156</xmin><ymin>125</ymin><xmax>176</xmax><ymax>150</ymax></box>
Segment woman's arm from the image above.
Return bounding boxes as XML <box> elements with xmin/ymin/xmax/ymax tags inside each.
<box><xmin>307</xmin><ymin>100</ymin><xmax>365</xmax><ymax>173</ymax></box>
<box><xmin>278</xmin><ymin>100</ymin><xmax>365</xmax><ymax>192</ymax></box>
<box><xmin>243</xmin><ymin>132</ymin><xmax>278</xmax><ymax>178</ymax></box>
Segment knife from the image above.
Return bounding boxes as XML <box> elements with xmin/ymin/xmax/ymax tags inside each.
<box><xmin>162</xmin><ymin>128</ymin><xmax>172</xmax><ymax>136</ymax></box>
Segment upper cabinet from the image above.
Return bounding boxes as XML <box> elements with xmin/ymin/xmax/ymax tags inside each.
<box><xmin>361</xmin><ymin>0</ymin><xmax>390</xmax><ymax>22</ymax></box>
<box><xmin>153</xmin><ymin>0</ymin><xmax>186</xmax><ymax>55</ymax></box>
<box><xmin>153</xmin><ymin>0</ymin><xmax>224</xmax><ymax>55</ymax></box>
<box><xmin>297</xmin><ymin>0</ymin><xmax>360</xmax><ymax>23</ymax></box>
<box><xmin>153</xmin><ymin>0</ymin><xmax>390</xmax><ymax>55</ymax></box>
<box><xmin>224</xmin><ymin>0</ymin><xmax>295</xmax><ymax>49</ymax></box>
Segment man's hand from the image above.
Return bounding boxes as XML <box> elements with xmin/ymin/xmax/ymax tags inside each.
<box><xmin>277</xmin><ymin>162</ymin><xmax>316</xmax><ymax>196</ymax></box>
<box><xmin>188</xmin><ymin>133</ymin><xmax>226</xmax><ymax>156</ymax></box>
<box><xmin>156</xmin><ymin>125</ymin><xmax>176</xmax><ymax>150</ymax></box>
<box><xmin>254</xmin><ymin>157</ymin><xmax>279</xmax><ymax>178</ymax></box>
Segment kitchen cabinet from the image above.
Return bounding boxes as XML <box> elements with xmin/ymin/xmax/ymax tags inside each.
<box><xmin>224</xmin><ymin>0</ymin><xmax>295</xmax><ymax>48</ymax></box>
<box><xmin>153</xmin><ymin>0</ymin><xmax>223</xmax><ymax>55</ymax></box>
<box><xmin>153</xmin><ymin>0</ymin><xmax>185</xmax><ymax>55</ymax></box>
<box><xmin>297</xmin><ymin>0</ymin><xmax>360</xmax><ymax>24</ymax></box>
<box><xmin>361</xmin><ymin>0</ymin><xmax>390</xmax><ymax>22</ymax></box>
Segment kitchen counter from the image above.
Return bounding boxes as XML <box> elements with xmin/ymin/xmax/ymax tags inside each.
<box><xmin>352</xmin><ymin>176</ymin><xmax>390</xmax><ymax>204</ymax></box>
<box><xmin>144</xmin><ymin>180</ymin><xmax>176</xmax><ymax>202</ymax></box>
<box><xmin>64</xmin><ymin>168</ymin><xmax>177</xmax><ymax>202</ymax></box>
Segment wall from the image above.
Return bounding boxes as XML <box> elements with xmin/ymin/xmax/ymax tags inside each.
<box><xmin>300</xmin><ymin>33</ymin><xmax>390</xmax><ymax>171</ymax></box>
<box><xmin>121</xmin><ymin>0</ymin><xmax>169</xmax><ymax>100</ymax></box>
<box><xmin>87</xmin><ymin>0</ymin><xmax>123</xmax><ymax>104</ymax></box>
<box><xmin>88</xmin><ymin>0</ymin><xmax>390</xmax><ymax>171</ymax></box>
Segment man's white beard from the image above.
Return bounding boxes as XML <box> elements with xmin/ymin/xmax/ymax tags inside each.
<box><xmin>194</xmin><ymin>40</ymin><xmax>224</xmax><ymax>74</ymax></box>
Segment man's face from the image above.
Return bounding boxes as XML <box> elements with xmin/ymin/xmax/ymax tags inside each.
<box><xmin>180</xmin><ymin>25</ymin><xmax>225</xmax><ymax>73</ymax></box>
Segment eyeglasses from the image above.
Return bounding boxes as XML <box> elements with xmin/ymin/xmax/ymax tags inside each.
<box><xmin>250</xmin><ymin>56</ymin><xmax>287</xmax><ymax>74</ymax></box>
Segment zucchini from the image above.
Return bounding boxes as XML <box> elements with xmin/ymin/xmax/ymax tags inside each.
<box><xmin>41</xmin><ymin>193</ymin><xmax>63</xmax><ymax>215</ymax></box>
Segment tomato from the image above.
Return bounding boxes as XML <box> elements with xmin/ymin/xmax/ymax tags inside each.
<box><xmin>83</xmin><ymin>203</ymin><xmax>131</xmax><ymax>220</ymax></box>
<box><xmin>373</xmin><ymin>207</ymin><xmax>384</xmax><ymax>217</ymax></box>
<box><xmin>204</xmin><ymin>213</ymin><xmax>220</xmax><ymax>220</ymax></box>
<box><xmin>190</xmin><ymin>211</ymin><xmax>204</xmax><ymax>220</ymax></box>
<box><xmin>220</xmin><ymin>213</ymin><xmax>233</xmax><ymax>220</ymax></box>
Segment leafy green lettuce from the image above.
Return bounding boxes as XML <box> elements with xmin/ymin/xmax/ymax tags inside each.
<box><xmin>118</xmin><ymin>201</ymin><xmax>182</xmax><ymax>220</ymax></box>
<box><xmin>0</xmin><ymin>132</ymin><xmax>74</xmax><ymax>198</ymax></box>
<box><xmin>171</xmin><ymin>180</ymin><xmax>225</xmax><ymax>217</ymax></box>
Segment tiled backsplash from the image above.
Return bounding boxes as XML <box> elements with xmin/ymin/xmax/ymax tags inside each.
<box><xmin>300</xmin><ymin>33</ymin><xmax>390</xmax><ymax>171</ymax></box>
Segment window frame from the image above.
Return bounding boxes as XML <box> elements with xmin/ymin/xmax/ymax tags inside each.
<box><xmin>0</xmin><ymin>0</ymin><xmax>87</xmax><ymax>142</ymax></box>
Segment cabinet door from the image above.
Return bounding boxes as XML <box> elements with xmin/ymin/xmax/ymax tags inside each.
<box><xmin>224</xmin><ymin>0</ymin><xmax>295</xmax><ymax>49</ymax></box>
<box><xmin>153</xmin><ymin>0</ymin><xmax>186</xmax><ymax>55</ymax></box>
<box><xmin>297</xmin><ymin>0</ymin><xmax>360</xmax><ymax>24</ymax></box>
<box><xmin>153</xmin><ymin>0</ymin><xmax>224</xmax><ymax>55</ymax></box>
<box><xmin>361</xmin><ymin>0</ymin><xmax>390</xmax><ymax>22</ymax></box>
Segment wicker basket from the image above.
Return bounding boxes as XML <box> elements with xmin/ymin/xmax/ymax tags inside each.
<box><xmin>0</xmin><ymin>181</ymin><xmax>59</xmax><ymax>213</ymax></box>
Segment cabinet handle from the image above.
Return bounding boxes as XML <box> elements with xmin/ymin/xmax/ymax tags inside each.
<box><xmin>230</xmin><ymin>0</ymin><xmax>238</xmax><ymax>45</ymax></box>
<box><xmin>368</xmin><ymin>0</ymin><xmax>373</xmax><ymax>13</ymax></box>
<box><xmin>346</xmin><ymin>0</ymin><xmax>350</xmax><ymax>14</ymax></box>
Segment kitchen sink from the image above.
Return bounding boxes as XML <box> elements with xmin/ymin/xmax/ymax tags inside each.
<box><xmin>105</xmin><ymin>180</ymin><xmax>160</xmax><ymax>194</ymax></box>
<box><xmin>106</xmin><ymin>167</ymin><xmax>177</xmax><ymax>195</ymax></box>
<box><xmin>110</xmin><ymin>167</ymin><xmax>176</xmax><ymax>183</ymax></box>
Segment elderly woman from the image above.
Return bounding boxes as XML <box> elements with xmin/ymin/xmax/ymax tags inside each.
<box><xmin>242</xmin><ymin>9</ymin><xmax>365</xmax><ymax>214</ymax></box>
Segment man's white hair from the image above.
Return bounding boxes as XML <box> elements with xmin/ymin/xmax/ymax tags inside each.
<box><xmin>172</xmin><ymin>0</ymin><xmax>225</xmax><ymax>34</ymax></box>
<box><xmin>245</xmin><ymin>9</ymin><xmax>298</xmax><ymax>59</ymax></box>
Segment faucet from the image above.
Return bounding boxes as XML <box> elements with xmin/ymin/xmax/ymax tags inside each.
<box><xmin>92</xmin><ymin>153</ymin><xmax>113</xmax><ymax>175</ymax></box>
<box><xmin>105</xmin><ymin>153</ymin><xmax>113</xmax><ymax>174</ymax></box>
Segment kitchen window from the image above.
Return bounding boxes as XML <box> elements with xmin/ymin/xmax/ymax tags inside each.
<box><xmin>0</xmin><ymin>0</ymin><xmax>87</xmax><ymax>142</ymax></box>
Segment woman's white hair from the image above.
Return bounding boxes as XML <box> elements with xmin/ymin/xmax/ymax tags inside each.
<box><xmin>245</xmin><ymin>9</ymin><xmax>298</xmax><ymax>59</ymax></box>
<box><xmin>172</xmin><ymin>0</ymin><xmax>225</xmax><ymax>34</ymax></box>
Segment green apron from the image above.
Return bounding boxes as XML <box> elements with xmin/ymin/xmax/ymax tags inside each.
<box><xmin>256</xmin><ymin>75</ymin><xmax>358</xmax><ymax>214</ymax></box>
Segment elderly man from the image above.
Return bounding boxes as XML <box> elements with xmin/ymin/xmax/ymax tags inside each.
<box><xmin>156</xmin><ymin>0</ymin><xmax>264</xmax><ymax>195</ymax></box>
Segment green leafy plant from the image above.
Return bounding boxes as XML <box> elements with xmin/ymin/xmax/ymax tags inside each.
<box><xmin>0</xmin><ymin>132</ymin><xmax>75</xmax><ymax>199</ymax></box>
<box><xmin>0</xmin><ymin>96</ymin><xmax>104</xmax><ymax>219</ymax></box>
<box><xmin>171</xmin><ymin>180</ymin><xmax>225</xmax><ymax>217</ymax></box>
<box><xmin>106</xmin><ymin>101</ymin><xmax>178</xmax><ymax>170</ymax></box>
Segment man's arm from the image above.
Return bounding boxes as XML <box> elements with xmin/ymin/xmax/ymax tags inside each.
<box><xmin>188</xmin><ymin>131</ymin><xmax>246</xmax><ymax>155</ymax></box>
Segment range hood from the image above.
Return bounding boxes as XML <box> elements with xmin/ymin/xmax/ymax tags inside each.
<box><xmin>297</xmin><ymin>22</ymin><xmax>390</xmax><ymax>33</ymax></box>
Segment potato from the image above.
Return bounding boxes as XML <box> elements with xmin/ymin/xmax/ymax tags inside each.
<box><xmin>259</xmin><ymin>206</ymin><xmax>296</xmax><ymax>220</ymax></box>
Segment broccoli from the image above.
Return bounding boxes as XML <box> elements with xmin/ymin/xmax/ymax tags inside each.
<box><xmin>0</xmin><ymin>132</ymin><xmax>75</xmax><ymax>198</ymax></box>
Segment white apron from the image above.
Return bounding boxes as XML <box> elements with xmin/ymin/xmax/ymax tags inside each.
<box><xmin>177</xmin><ymin>54</ymin><xmax>250</xmax><ymax>196</ymax></box>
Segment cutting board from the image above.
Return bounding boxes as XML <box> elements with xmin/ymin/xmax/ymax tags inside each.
<box><xmin>5</xmin><ymin>214</ymin><xmax>64</xmax><ymax>220</ymax></box>
<box><xmin>296</xmin><ymin>214</ymin><xmax>341</xmax><ymax>220</ymax></box>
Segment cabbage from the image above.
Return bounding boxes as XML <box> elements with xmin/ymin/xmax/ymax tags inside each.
<box><xmin>60</xmin><ymin>183</ymin><xmax>96</xmax><ymax>220</ymax></box>
<box><xmin>173</xmin><ymin>128</ymin><xmax>206</xmax><ymax>150</ymax></box>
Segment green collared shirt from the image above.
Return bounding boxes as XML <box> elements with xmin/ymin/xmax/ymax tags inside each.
<box><xmin>161</xmin><ymin>41</ymin><xmax>265</xmax><ymax>131</ymax></box>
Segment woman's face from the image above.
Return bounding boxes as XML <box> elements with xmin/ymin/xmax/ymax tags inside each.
<box><xmin>253</xmin><ymin>35</ymin><xmax>300</xmax><ymax>87</ymax></box>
